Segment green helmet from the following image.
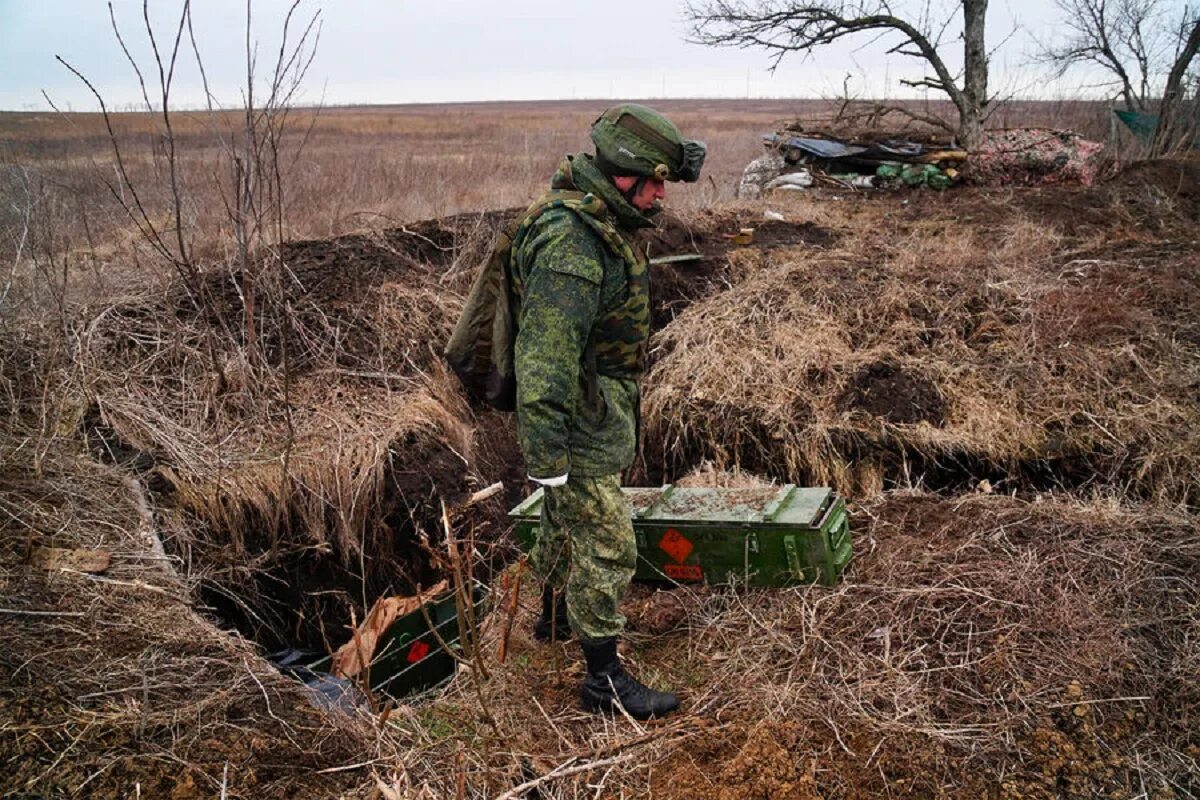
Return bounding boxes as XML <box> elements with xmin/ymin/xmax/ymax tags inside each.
<box><xmin>590</xmin><ymin>103</ymin><xmax>707</xmax><ymax>183</ymax></box>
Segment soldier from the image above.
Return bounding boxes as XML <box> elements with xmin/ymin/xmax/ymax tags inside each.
<box><xmin>511</xmin><ymin>104</ymin><xmax>706</xmax><ymax>720</ymax></box>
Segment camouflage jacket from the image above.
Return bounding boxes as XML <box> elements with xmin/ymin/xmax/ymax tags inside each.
<box><xmin>511</xmin><ymin>153</ymin><xmax>653</xmax><ymax>479</ymax></box>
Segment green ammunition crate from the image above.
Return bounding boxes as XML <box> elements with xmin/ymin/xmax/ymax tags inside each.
<box><xmin>312</xmin><ymin>582</ymin><xmax>487</xmax><ymax>698</ymax></box>
<box><xmin>509</xmin><ymin>484</ymin><xmax>851</xmax><ymax>587</ymax></box>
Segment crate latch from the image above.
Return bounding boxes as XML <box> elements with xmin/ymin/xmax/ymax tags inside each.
<box><xmin>783</xmin><ymin>534</ymin><xmax>803</xmax><ymax>578</ymax></box>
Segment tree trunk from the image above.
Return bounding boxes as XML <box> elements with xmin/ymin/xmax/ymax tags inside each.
<box><xmin>1151</xmin><ymin>17</ymin><xmax>1200</xmax><ymax>156</ymax></box>
<box><xmin>960</xmin><ymin>0</ymin><xmax>990</xmax><ymax>150</ymax></box>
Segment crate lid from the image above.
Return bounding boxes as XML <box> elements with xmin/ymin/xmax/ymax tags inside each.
<box><xmin>636</xmin><ymin>484</ymin><xmax>833</xmax><ymax>527</ymax></box>
<box><xmin>509</xmin><ymin>484</ymin><xmax>835</xmax><ymax>528</ymax></box>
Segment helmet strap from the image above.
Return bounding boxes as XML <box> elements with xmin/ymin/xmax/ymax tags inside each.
<box><xmin>594</xmin><ymin>152</ymin><xmax>620</xmax><ymax>178</ymax></box>
<box><xmin>621</xmin><ymin>176</ymin><xmax>647</xmax><ymax>207</ymax></box>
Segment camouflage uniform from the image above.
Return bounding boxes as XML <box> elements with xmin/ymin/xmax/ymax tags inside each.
<box><xmin>530</xmin><ymin>475</ymin><xmax>637</xmax><ymax>638</ymax></box>
<box><xmin>512</xmin><ymin>153</ymin><xmax>651</xmax><ymax>639</ymax></box>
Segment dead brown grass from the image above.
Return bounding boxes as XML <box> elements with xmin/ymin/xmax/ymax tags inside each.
<box><xmin>641</xmin><ymin>164</ymin><xmax>1200</xmax><ymax>505</ymax></box>
<box><xmin>65</xmin><ymin>211</ymin><xmax>523</xmax><ymax>652</ymax></box>
<box><xmin>0</xmin><ymin>98</ymin><xmax>1113</xmax><ymax>303</ymax></box>
<box><xmin>0</xmin><ymin>101</ymin><xmax>1195</xmax><ymax>799</ymax></box>
<box><xmin>368</xmin><ymin>490</ymin><xmax>1199</xmax><ymax>799</ymax></box>
<box><xmin>0</xmin><ymin>439</ymin><xmax>374</xmax><ymax>799</ymax></box>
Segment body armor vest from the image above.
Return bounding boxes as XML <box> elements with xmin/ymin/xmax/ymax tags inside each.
<box><xmin>511</xmin><ymin>189</ymin><xmax>651</xmax><ymax>380</ymax></box>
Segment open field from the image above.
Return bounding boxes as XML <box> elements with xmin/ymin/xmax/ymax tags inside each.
<box><xmin>0</xmin><ymin>98</ymin><xmax>1112</xmax><ymax>296</ymax></box>
<box><xmin>1</xmin><ymin>100</ymin><xmax>1196</xmax><ymax>799</ymax></box>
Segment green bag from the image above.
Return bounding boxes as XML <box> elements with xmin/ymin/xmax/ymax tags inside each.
<box><xmin>444</xmin><ymin>215</ymin><xmax>523</xmax><ymax>411</ymax></box>
<box><xmin>875</xmin><ymin>163</ymin><xmax>903</xmax><ymax>181</ymax></box>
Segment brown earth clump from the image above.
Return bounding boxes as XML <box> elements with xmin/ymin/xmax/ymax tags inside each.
<box><xmin>839</xmin><ymin>358</ymin><xmax>948</xmax><ymax>425</ymax></box>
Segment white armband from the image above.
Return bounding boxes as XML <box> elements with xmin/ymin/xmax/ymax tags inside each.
<box><xmin>529</xmin><ymin>474</ymin><xmax>568</xmax><ymax>487</ymax></box>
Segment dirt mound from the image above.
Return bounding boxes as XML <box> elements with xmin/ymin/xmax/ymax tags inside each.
<box><xmin>0</xmin><ymin>447</ymin><xmax>371</xmax><ymax>799</ymax></box>
<box><xmin>1107</xmin><ymin>156</ymin><xmax>1200</xmax><ymax>221</ymax></box>
<box><xmin>642</xmin><ymin>186</ymin><xmax>1200</xmax><ymax>501</ymax></box>
<box><xmin>1112</xmin><ymin>156</ymin><xmax>1200</xmax><ymax>197</ymax></box>
<box><xmin>649</xmin><ymin>212</ymin><xmax>838</xmax><ymax>328</ymax></box>
<box><xmin>75</xmin><ymin>209</ymin><xmax>526</xmax><ymax>655</ymax></box>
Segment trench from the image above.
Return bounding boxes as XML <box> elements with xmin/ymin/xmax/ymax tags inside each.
<box><xmin>94</xmin><ymin>400</ymin><xmax>1138</xmax><ymax>683</ymax></box>
<box><xmin>82</xmin><ymin>199</ymin><xmax>1194</xmax><ymax>700</ymax></box>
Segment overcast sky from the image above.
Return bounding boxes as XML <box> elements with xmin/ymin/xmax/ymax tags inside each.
<box><xmin>0</xmin><ymin>0</ymin><xmax>1132</xmax><ymax>111</ymax></box>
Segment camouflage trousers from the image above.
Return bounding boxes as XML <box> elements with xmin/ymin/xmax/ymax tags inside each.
<box><xmin>529</xmin><ymin>474</ymin><xmax>635</xmax><ymax>640</ymax></box>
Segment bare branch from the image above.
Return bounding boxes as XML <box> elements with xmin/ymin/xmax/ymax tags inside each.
<box><xmin>686</xmin><ymin>0</ymin><xmax>992</xmax><ymax>146</ymax></box>
<box><xmin>185</xmin><ymin>3</ymin><xmax>215</xmax><ymax>113</ymax></box>
<box><xmin>1151</xmin><ymin>12</ymin><xmax>1200</xmax><ymax>154</ymax></box>
<box><xmin>49</xmin><ymin>58</ymin><xmax>178</xmax><ymax>272</ymax></box>
<box><xmin>108</xmin><ymin>2</ymin><xmax>154</xmax><ymax>112</ymax></box>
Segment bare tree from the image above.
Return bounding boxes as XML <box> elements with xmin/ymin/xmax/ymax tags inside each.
<box><xmin>1042</xmin><ymin>0</ymin><xmax>1198</xmax><ymax>153</ymax></box>
<box><xmin>686</xmin><ymin>0</ymin><xmax>994</xmax><ymax>148</ymax></box>
<box><xmin>1043</xmin><ymin>0</ymin><xmax>1191</xmax><ymax>108</ymax></box>
<box><xmin>1151</xmin><ymin>10</ymin><xmax>1200</xmax><ymax>153</ymax></box>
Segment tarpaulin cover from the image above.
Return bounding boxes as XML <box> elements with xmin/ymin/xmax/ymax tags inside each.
<box><xmin>764</xmin><ymin>133</ymin><xmax>957</xmax><ymax>164</ymax></box>
<box><xmin>1114</xmin><ymin>109</ymin><xmax>1159</xmax><ymax>142</ymax></box>
<box><xmin>778</xmin><ymin>135</ymin><xmax>869</xmax><ymax>159</ymax></box>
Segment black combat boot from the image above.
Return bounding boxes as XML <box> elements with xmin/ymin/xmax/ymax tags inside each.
<box><xmin>579</xmin><ymin>636</ymin><xmax>679</xmax><ymax>720</ymax></box>
<box><xmin>533</xmin><ymin>585</ymin><xmax>572</xmax><ymax>642</ymax></box>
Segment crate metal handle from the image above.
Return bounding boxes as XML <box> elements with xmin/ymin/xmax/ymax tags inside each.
<box><xmin>783</xmin><ymin>534</ymin><xmax>803</xmax><ymax>578</ymax></box>
<box><xmin>635</xmin><ymin>483</ymin><xmax>675</xmax><ymax>519</ymax></box>
<box><xmin>828</xmin><ymin>512</ymin><xmax>850</xmax><ymax>549</ymax></box>
<box><xmin>762</xmin><ymin>484</ymin><xmax>797</xmax><ymax>522</ymax></box>
<box><xmin>812</xmin><ymin>493</ymin><xmax>840</xmax><ymax>530</ymax></box>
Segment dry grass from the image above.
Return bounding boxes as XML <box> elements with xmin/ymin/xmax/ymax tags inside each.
<box><xmin>0</xmin><ymin>98</ymin><xmax>1113</xmax><ymax>303</ymax></box>
<box><xmin>0</xmin><ymin>439</ymin><xmax>375</xmax><ymax>799</ymax></box>
<box><xmin>0</xmin><ymin>100</ymin><xmax>1195</xmax><ymax>798</ymax></box>
<box><xmin>64</xmin><ymin>212</ymin><xmax>522</xmax><ymax>652</ymax></box>
<box><xmin>367</xmin><ymin>490</ymin><xmax>1200</xmax><ymax>799</ymax></box>
<box><xmin>641</xmin><ymin>164</ymin><xmax>1200</xmax><ymax>505</ymax></box>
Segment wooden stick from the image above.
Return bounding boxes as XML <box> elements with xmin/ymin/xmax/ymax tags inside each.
<box><xmin>0</xmin><ymin>608</ymin><xmax>86</xmax><ymax>617</ymax></box>
<box><xmin>496</xmin><ymin>558</ymin><xmax>525</xmax><ymax>664</ymax></box>
<box><xmin>492</xmin><ymin>754</ymin><xmax>632</xmax><ymax>800</ymax></box>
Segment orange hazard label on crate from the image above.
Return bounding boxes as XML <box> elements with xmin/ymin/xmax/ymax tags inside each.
<box><xmin>664</xmin><ymin>563</ymin><xmax>704</xmax><ymax>581</ymax></box>
<box><xmin>658</xmin><ymin>528</ymin><xmax>694</xmax><ymax>564</ymax></box>
<box><xmin>406</xmin><ymin>640</ymin><xmax>431</xmax><ymax>663</ymax></box>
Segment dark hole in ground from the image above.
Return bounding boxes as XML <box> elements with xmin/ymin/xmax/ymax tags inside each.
<box><xmin>839</xmin><ymin>360</ymin><xmax>948</xmax><ymax>426</ymax></box>
<box><xmin>180</xmin><ymin>439</ymin><xmax>475</xmax><ymax>654</ymax></box>
<box><xmin>82</xmin><ymin>409</ymin><xmax>519</xmax><ymax>657</ymax></box>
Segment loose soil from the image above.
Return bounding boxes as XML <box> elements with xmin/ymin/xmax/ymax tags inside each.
<box><xmin>839</xmin><ymin>359</ymin><xmax>947</xmax><ymax>425</ymax></box>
